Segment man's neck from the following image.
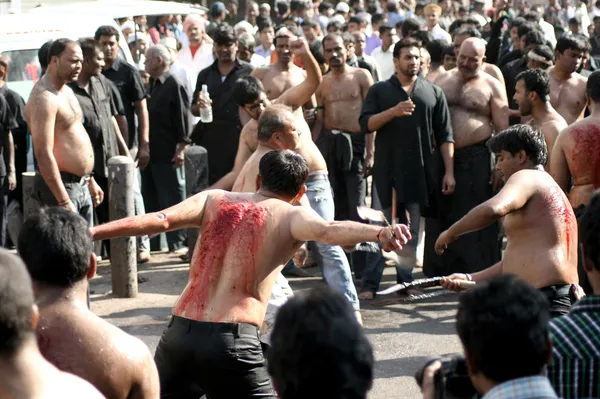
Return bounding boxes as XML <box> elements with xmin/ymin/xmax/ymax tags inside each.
<box><xmin>34</xmin><ymin>280</ymin><xmax>89</xmax><ymax>307</ymax></box>
<box><xmin>218</xmin><ymin>60</ymin><xmax>235</xmax><ymax>76</ymax></box>
<box><xmin>277</xmin><ymin>60</ymin><xmax>293</xmax><ymax>71</ymax></box>
<box><xmin>331</xmin><ymin>63</ymin><xmax>347</xmax><ymax>76</ymax></box>
<box><xmin>553</xmin><ymin>64</ymin><xmax>573</xmax><ymax>80</ymax></box>
<box><xmin>151</xmin><ymin>67</ymin><xmax>169</xmax><ymax>80</ymax></box>
<box><xmin>77</xmin><ymin>72</ymin><xmax>92</xmax><ymax>88</ymax></box>
<box><xmin>0</xmin><ymin>80</ymin><xmax>5</xmax><ymax>89</ymax></box>
<box><xmin>255</xmin><ymin>188</ymin><xmax>292</xmax><ymax>203</ymax></box>
<box><xmin>382</xmin><ymin>43</ymin><xmax>392</xmax><ymax>52</ymax></box>
<box><xmin>45</xmin><ymin>72</ymin><xmax>67</xmax><ymax>91</ymax></box>
<box><xmin>397</xmin><ymin>72</ymin><xmax>418</xmax><ymax>86</ymax></box>
<box><xmin>531</xmin><ymin>101</ymin><xmax>556</xmax><ymax>121</ymax></box>
<box><xmin>0</xmin><ymin>341</ymin><xmax>52</xmax><ymax>398</ymax></box>
<box><xmin>104</xmin><ymin>58</ymin><xmax>115</xmax><ymax>70</ymax></box>
<box><xmin>190</xmin><ymin>39</ymin><xmax>202</xmax><ymax>48</ymax></box>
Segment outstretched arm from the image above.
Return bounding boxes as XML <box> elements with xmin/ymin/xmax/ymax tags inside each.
<box><xmin>92</xmin><ymin>190</ymin><xmax>212</xmax><ymax>240</ymax></box>
<box><xmin>208</xmin><ymin>127</ymin><xmax>254</xmax><ymax>190</ymax></box>
<box><xmin>289</xmin><ymin>206</ymin><xmax>410</xmax><ymax>249</ymax></box>
<box><xmin>278</xmin><ymin>38</ymin><xmax>322</xmax><ymax>109</ymax></box>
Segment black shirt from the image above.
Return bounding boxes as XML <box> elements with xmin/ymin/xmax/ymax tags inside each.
<box><xmin>191</xmin><ymin>59</ymin><xmax>253</xmax><ymax>184</ymax></box>
<box><xmin>69</xmin><ymin>75</ymin><xmax>119</xmax><ymax>179</ymax></box>
<box><xmin>359</xmin><ymin>75</ymin><xmax>453</xmax><ymax>209</ymax></box>
<box><xmin>502</xmin><ymin>56</ymin><xmax>528</xmax><ymax>125</ymax></box>
<box><xmin>102</xmin><ymin>58</ymin><xmax>146</xmax><ymax>149</ymax></box>
<box><xmin>0</xmin><ymin>93</ymin><xmax>17</xmax><ymax>177</ymax></box>
<box><xmin>106</xmin><ymin>79</ymin><xmax>125</xmax><ymax>116</ymax></box>
<box><xmin>0</xmin><ymin>84</ymin><xmax>27</xmax><ymax>153</ymax></box>
<box><xmin>147</xmin><ymin>72</ymin><xmax>191</xmax><ymax>164</ymax></box>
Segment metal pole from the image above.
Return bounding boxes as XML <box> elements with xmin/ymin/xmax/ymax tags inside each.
<box><xmin>22</xmin><ymin>172</ymin><xmax>39</xmax><ymax>219</ymax></box>
<box><xmin>108</xmin><ymin>156</ymin><xmax>137</xmax><ymax>298</ymax></box>
<box><xmin>184</xmin><ymin>146</ymin><xmax>209</xmax><ymax>260</ymax></box>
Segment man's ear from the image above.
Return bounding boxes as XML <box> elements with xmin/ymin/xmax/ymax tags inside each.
<box><xmin>31</xmin><ymin>304</ymin><xmax>40</xmax><ymax>330</ymax></box>
<box><xmin>293</xmin><ymin>184</ymin><xmax>308</xmax><ymax>204</ymax></box>
<box><xmin>482</xmin><ymin>55</ymin><xmax>487</xmax><ymax>64</ymax></box>
<box><xmin>518</xmin><ymin>149</ymin><xmax>528</xmax><ymax>163</ymax></box>
<box><xmin>256</xmin><ymin>174</ymin><xmax>262</xmax><ymax>191</ymax></box>
<box><xmin>87</xmin><ymin>252</ymin><xmax>97</xmax><ymax>280</ymax></box>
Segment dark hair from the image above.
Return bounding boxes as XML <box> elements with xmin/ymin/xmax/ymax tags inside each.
<box><xmin>284</xmin><ymin>15</ymin><xmax>300</xmax><ymax>26</ymax></box>
<box><xmin>371</xmin><ymin>13</ymin><xmax>386</xmax><ymax>26</ymax></box>
<box><xmin>94</xmin><ymin>25</ymin><xmax>120</xmax><ymax>41</ymax></box>
<box><xmin>556</xmin><ymin>34</ymin><xmax>591</xmax><ymax>54</ymax></box>
<box><xmin>569</xmin><ymin>16</ymin><xmax>582</xmax><ymax>26</ymax></box>
<box><xmin>427</xmin><ymin>39</ymin><xmax>450</xmax><ymax>63</ymax></box>
<box><xmin>386</xmin><ymin>1</ymin><xmax>398</xmax><ymax>12</ymax></box>
<box><xmin>580</xmin><ymin>190</ymin><xmax>600</xmax><ymax>270</ymax></box>
<box><xmin>18</xmin><ymin>207</ymin><xmax>93</xmax><ymax>287</ymax></box>
<box><xmin>257</xmin><ymin>104</ymin><xmax>294</xmax><ymax>141</ymax></box>
<box><xmin>341</xmin><ymin>32</ymin><xmax>355</xmax><ymax>46</ymax></box>
<box><xmin>213</xmin><ymin>24</ymin><xmax>237</xmax><ymax>45</ymax></box>
<box><xmin>38</xmin><ymin>40</ymin><xmax>54</xmax><ymax>72</ymax></box>
<box><xmin>259</xmin><ymin>149</ymin><xmax>309</xmax><ymax>197</ymax></box>
<box><xmin>268</xmin><ymin>287</ymin><xmax>374</xmax><ymax>399</ymax></box>
<box><xmin>258</xmin><ymin>18</ymin><xmax>274</xmax><ymax>32</ymax></box>
<box><xmin>517</xmin><ymin>22</ymin><xmax>537</xmax><ymax>39</ymax></box>
<box><xmin>48</xmin><ymin>38</ymin><xmax>79</xmax><ymax>62</ymax></box>
<box><xmin>326</xmin><ymin>20</ymin><xmax>343</xmax><ymax>32</ymax></box>
<box><xmin>232</xmin><ymin>75</ymin><xmax>264</xmax><ymax>106</ymax></box>
<box><xmin>318</xmin><ymin>1</ymin><xmax>333</xmax><ymax>13</ymax></box>
<box><xmin>412</xmin><ymin>30</ymin><xmax>433</xmax><ymax>47</ymax></box>
<box><xmin>510</xmin><ymin>16</ymin><xmax>527</xmax><ymax>30</ymax></box>
<box><xmin>516</xmin><ymin>68</ymin><xmax>550</xmax><ymax>102</ymax></box>
<box><xmin>0</xmin><ymin>250</ymin><xmax>35</xmax><ymax>355</ymax></box>
<box><xmin>457</xmin><ymin>275</ymin><xmax>550</xmax><ymax>382</ymax></box>
<box><xmin>443</xmin><ymin>45</ymin><xmax>455</xmax><ymax>57</ymax></box>
<box><xmin>454</xmin><ymin>27</ymin><xmax>482</xmax><ymax>39</ymax></box>
<box><xmin>587</xmin><ymin>70</ymin><xmax>600</xmax><ymax>102</ymax></box>
<box><xmin>487</xmin><ymin>124</ymin><xmax>548</xmax><ymax>166</ymax></box>
<box><xmin>348</xmin><ymin>15</ymin><xmax>364</xmax><ymax>25</ymax></box>
<box><xmin>78</xmin><ymin>37</ymin><xmax>101</xmax><ymax>60</ymax></box>
<box><xmin>393</xmin><ymin>37</ymin><xmax>420</xmax><ymax>58</ymax></box>
<box><xmin>256</xmin><ymin>16</ymin><xmax>271</xmax><ymax>30</ymax></box>
<box><xmin>276</xmin><ymin>0</ymin><xmax>290</xmax><ymax>15</ymax></box>
<box><xmin>309</xmin><ymin>40</ymin><xmax>325</xmax><ymax>64</ymax></box>
<box><xmin>301</xmin><ymin>18</ymin><xmax>319</xmax><ymax>29</ymax></box>
<box><xmin>464</xmin><ymin>16</ymin><xmax>481</xmax><ymax>27</ymax></box>
<box><xmin>290</xmin><ymin>0</ymin><xmax>301</xmax><ymax>12</ymax></box>
<box><xmin>523</xmin><ymin>30</ymin><xmax>546</xmax><ymax>48</ymax></box>
<box><xmin>530</xmin><ymin>45</ymin><xmax>554</xmax><ymax>65</ymax></box>
<box><xmin>401</xmin><ymin>18</ymin><xmax>421</xmax><ymax>38</ymax></box>
<box><xmin>378</xmin><ymin>23</ymin><xmax>393</xmax><ymax>35</ymax></box>
<box><xmin>394</xmin><ymin>20</ymin><xmax>404</xmax><ymax>30</ymax></box>
<box><xmin>523</xmin><ymin>10</ymin><xmax>540</xmax><ymax>22</ymax></box>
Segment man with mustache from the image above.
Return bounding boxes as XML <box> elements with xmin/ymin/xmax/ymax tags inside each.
<box><xmin>431</xmin><ymin>37</ymin><xmax>509</xmax><ymax>277</ymax></box>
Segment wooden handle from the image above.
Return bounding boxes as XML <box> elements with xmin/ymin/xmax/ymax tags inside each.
<box><xmin>457</xmin><ymin>281</ymin><xmax>477</xmax><ymax>289</ymax></box>
<box><xmin>391</xmin><ymin>188</ymin><xmax>397</xmax><ymax>227</ymax></box>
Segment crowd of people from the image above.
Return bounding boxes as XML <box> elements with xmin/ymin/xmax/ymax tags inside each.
<box><xmin>0</xmin><ymin>0</ymin><xmax>599</xmax><ymax>397</ymax></box>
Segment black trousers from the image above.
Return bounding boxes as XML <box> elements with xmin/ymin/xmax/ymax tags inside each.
<box><xmin>154</xmin><ymin>315</ymin><xmax>276</xmax><ymax>399</ymax></box>
<box><xmin>539</xmin><ymin>285</ymin><xmax>573</xmax><ymax>318</ymax></box>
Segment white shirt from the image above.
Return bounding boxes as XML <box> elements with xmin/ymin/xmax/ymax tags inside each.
<box><xmin>372</xmin><ymin>44</ymin><xmax>395</xmax><ymax>81</ymax></box>
<box><xmin>177</xmin><ymin>42</ymin><xmax>214</xmax><ymax>81</ymax></box>
<box><xmin>539</xmin><ymin>19</ymin><xmax>558</xmax><ymax>48</ymax></box>
<box><xmin>431</xmin><ymin>24</ymin><xmax>452</xmax><ymax>43</ymax></box>
<box><xmin>249</xmin><ymin>53</ymin><xmax>268</xmax><ymax>67</ymax></box>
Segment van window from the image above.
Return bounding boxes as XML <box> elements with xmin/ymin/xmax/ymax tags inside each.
<box><xmin>4</xmin><ymin>49</ymin><xmax>41</xmax><ymax>83</ymax></box>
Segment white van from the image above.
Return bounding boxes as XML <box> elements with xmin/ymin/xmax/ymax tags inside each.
<box><xmin>0</xmin><ymin>13</ymin><xmax>133</xmax><ymax>101</ymax></box>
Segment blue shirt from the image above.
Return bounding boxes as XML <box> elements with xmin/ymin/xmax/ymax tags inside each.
<box><xmin>484</xmin><ymin>376</ymin><xmax>558</xmax><ymax>399</ymax></box>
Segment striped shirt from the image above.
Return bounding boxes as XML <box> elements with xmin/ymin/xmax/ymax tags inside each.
<box><xmin>483</xmin><ymin>376</ymin><xmax>558</xmax><ymax>398</ymax></box>
<box><xmin>548</xmin><ymin>296</ymin><xmax>600</xmax><ymax>398</ymax></box>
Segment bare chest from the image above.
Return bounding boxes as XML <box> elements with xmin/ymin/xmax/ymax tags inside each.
<box><xmin>322</xmin><ymin>76</ymin><xmax>362</xmax><ymax>104</ymax></box>
<box><xmin>262</xmin><ymin>70</ymin><xmax>304</xmax><ymax>99</ymax></box>
<box><xmin>549</xmin><ymin>78</ymin><xmax>584</xmax><ymax>113</ymax></box>
<box><xmin>55</xmin><ymin>91</ymin><xmax>83</xmax><ymax>128</ymax></box>
<box><xmin>444</xmin><ymin>82</ymin><xmax>490</xmax><ymax>115</ymax></box>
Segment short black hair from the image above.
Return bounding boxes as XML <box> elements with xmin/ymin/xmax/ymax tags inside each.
<box><xmin>309</xmin><ymin>40</ymin><xmax>325</xmax><ymax>64</ymax></box>
<box><xmin>523</xmin><ymin>30</ymin><xmax>546</xmax><ymax>47</ymax></box>
<box><xmin>401</xmin><ymin>18</ymin><xmax>421</xmax><ymax>38</ymax></box>
<box><xmin>18</xmin><ymin>207</ymin><xmax>93</xmax><ymax>287</ymax></box>
<box><xmin>268</xmin><ymin>287</ymin><xmax>374</xmax><ymax>399</ymax></box>
<box><xmin>393</xmin><ymin>37</ymin><xmax>420</xmax><ymax>58</ymax></box>
<box><xmin>213</xmin><ymin>24</ymin><xmax>237</xmax><ymax>45</ymax></box>
<box><xmin>556</xmin><ymin>34</ymin><xmax>591</xmax><ymax>54</ymax></box>
<box><xmin>318</xmin><ymin>1</ymin><xmax>333</xmax><ymax>13</ymax></box>
<box><xmin>487</xmin><ymin>124</ymin><xmax>548</xmax><ymax>166</ymax></box>
<box><xmin>94</xmin><ymin>25</ymin><xmax>120</xmax><ymax>41</ymax></box>
<box><xmin>78</xmin><ymin>37</ymin><xmax>101</xmax><ymax>60</ymax></box>
<box><xmin>464</xmin><ymin>16</ymin><xmax>481</xmax><ymax>27</ymax></box>
<box><xmin>517</xmin><ymin>22</ymin><xmax>537</xmax><ymax>39</ymax></box>
<box><xmin>341</xmin><ymin>31</ymin><xmax>355</xmax><ymax>46</ymax></box>
<box><xmin>412</xmin><ymin>30</ymin><xmax>433</xmax><ymax>47</ymax></box>
<box><xmin>455</xmin><ymin>27</ymin><xmax>482</xmax><ymax>39</ymax></box>
<box><xmin>348</xmin><ymin>15</ymin><xmax>364</xmax><ymax>25</ymax></box>
<box><xmin>510</xmin><ymin>16</ymin><xmax>527</xmax><ymax>30</ymax></box>
<box><xmin>258</xmin><ymin>18</ymin><xmax>274</xmax><ymax>32</ymax></box>
<box><xmin>326</xmin><ymin>20</ymin><xmax>343</xmax><ymax>32</ymax></box>
<box><xmin>378</xmin><ymin>23</ymin><xmax>393</xmax><ymax>36</ymax></box>
<box><xmin>257</xmin><ymin>103</ymin><xmax>294</xmax><ymax>142</ymax></box>
<box><xmin>301</xmin><ymin>18</ymin><xmax>319</xmax><ymax>29</ymax></box>
<box><xmin>530</xmin><ymin>44</ymin><xmax>554</xmax><ymax>66</ymax></box>
<box><xmin>371</xmin><ymin>13</ymin><xmax>386</xmax><ymax>26</ymax></box>
<box><xmin>48</xmin><ymin>38</ymin><xmax>79</xmax><ymax>63</ymax></box>
<box><xmin>259</xmin><ymin>149</ymin><xmax>309</xmax><ymax>197</ymax></box>
<box><xmin>569</xmin><ymin>16</ymin><xmax>582</xmax><ymax>26</ymax></box>
<box><xmin>587</xmin><ymin>70</ymin><xmax>600</xmax><ymax>103</ymax></box>
<box><xmin>580</xmin><ymin>189</ymin><xmax>600</xmax><ymax>271</ymax></box>
<box><xmin>233</xmin><ymin>75</ymin><xmax>264</xmax><ymax>106</ymax></box>
<box><xmin>426</xmin><ymin>39</ymin><xmax>450</xmax><ymax>63</ymax></box>
<box><xmin>456</xmin><ymin>275</ymin><xmax>550</xmax><ymax>383</ymax></box>
<box><xmin>516</xmin><ymin>68</ymin><xmax>550</xmax><ymax>102</ymax></box>
<box><xmin>38</xmin><ymin>40</ymin><xmax>54</xmax><ymax>72</ymax></box>
<box><xmin>276</xmin><ymin>0</ymin><xmax>290</xmax><ymax>15</ymax></box>
<box><xmin>523</xmin><ymin>10</ymin><xmax>540</xmax><ymax>22</ymax></box>
<box><xmin>0</xmin><ymin>250</ymin><xmax>35</xmax><ymax>356</ymax></box>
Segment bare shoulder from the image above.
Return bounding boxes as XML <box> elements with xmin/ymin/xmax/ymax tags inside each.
<box><xmin>353</xmin><ymin>67</ymin><xmax>371</xmax><ymax>81</ymax></box>
<box><xmin>484</xmin><ymin>63</ymin><xmax>503</xmax><ymax>79</ymax></box>
<box><xmin>60</xmin><ymin>371</ymin><xmax>106</xmax><ymax>399</ymax></box>
<box><xmin>251</xmin><ymin>66</ymin><xmax>269</xmax><ymax>79</ymax></box>
<box><xmin>434</xmin><ymin>69</ymin><xmax>458</xmax><ymax>87</ymax></box>
<box><xmin>482</xmin><ymin>72</ymin><xmax>503</xmax><ymax>91</ymax></box>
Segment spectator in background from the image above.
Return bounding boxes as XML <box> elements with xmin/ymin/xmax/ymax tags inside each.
<box><xmin>470</xmin><ymin>0</ymin><xmax>489</xmax><ymax>29</ymax></box>
<box><xmin>207</xmin><ymin>2</ymin><xmax>228</xmax><ymax>37</ymax></box>
<box><xmin>225</xmin><ymin>0</ymin><xmax>239</xmax><ymax>26</ymax></box>
<box><xmin>0</xmin><ymin>84</ymin><xmax>16</xmax><ymax>250</ymax></box>
<box><xmin>246</xmin><ymin>1</ymin><xmax>260</xmax><ymax>27</ymax></box>
<box><xmin>148</xmin><ymin>15</ymin><xmax>175</xmax><ymax>44</ymax></box>
<box><xmin>421</xmin><ymin>276</ymin><xmax>558</xmax><ymax>399</ymax></box>
<box><xmin>326</xmin><ymin>20</ymin><xmax>343</xmax><ymax>34</ymax></box>
<box><xmin>527</xmin><ymin>45</ymin><xmax>555</xmax><ymax>69</ymax></box>
<box><xmin>442</xmin><ymin>44</ymin><xmax>456</xmax><ymax>70</ymax></box>
<box><xmin>238</xmin><ymin>32</ymin><xmax>268</xmax><ymax>67</ymax></box>
<box><xmin>352</xmin><ymin>31</ymin><xmax>381</xmax><ymax>81</ymax></box>
<box><xmin>255</xmin><ymin>19</ymin><xmax>275</xmax><ymax>60</ymax></box>
<box><xmin>425</xmin><ymin>39</ymin><xmax>449</xmax><ymax>82</ymax></box>
<box><xmin>371</xmin><ymin>24</ymin><xmax>397</xmax><ymax>80</ymax></box>
<box><xmin>144</xmin><ymin>44</ymin><xmax>190</xmax><ymax>254</ymax></box>
<box><xmin>365</xmin><ymin>13</ymin><xmax>386</xmax><ymax>55</ymax></box>
<box><xmin>302</xmin><ymin>19</ymin><xmax>323</xmax><ymax>46</ymax></box>
<box><xmin>317</xmin><ymin>1</ymin><xmax>334</xmax><ymax>31</ymax></box>
<box><xmin>386</xmin><ymin>0</ymin><xmax>404</xmax><ymax>27</ymax></box>
<box><xmin>438</xmin><ymin>0</ymin><xmax>455</xmax><ymax>31</ymax></box>
<box><xmin>547</xmin><ymin>189</ymin><xmax>600</xmax><ymax>398</ymax></box>
<box><xmin>275</xmin><ymin>0</ymin><xmax>291</xmax><ymax>26</ymax></box>
<box><xmin>400</xmin><ymin>17</ymin><xmax>422</xmax><ymax>39</ymax></box>
<box><xmin>569</xmin><ymin>16</ymin><xmax>583</xmax><ymax>35</ymax></box>
<box><xmin>234</xmin><ymin>20</ymin><xmax>255</xmax><ymax>37</ymax></box>
<box><xmin>160</xmin><ymin>37</ymin><xmax>196</xmax><ymax>128</ymax></box>
<box><xmin>128</xmin><ymin>34</ymin><xmax>149</xmax><ymax>70</ymax></box>
<box><xmin>268</xmin><ymin>288</ymin><xmax>374</xmax><ymax>399</ymax></box>
<box><xmin>331</xmin><ymin>1</ymin><xmax>350</xmax><ymax>25</ymax></box>
<box><xmin>178</xmin><ymin>14</ymin><xmax>214</xmax><ymax>80</ymax></box>
<box><xmin>259</xmin><ymin>3</ymin><xmax>271</xmax><ymax>18</ymax></box>
<box><xmin>498</xmin><ymin>22</ymin><xmax>537</xmax><ymax>69</ymax></box>
<box><xmin>424</xmin><ymin>4</ymin><xmax>451</xmax><ymax>43</ymax></box>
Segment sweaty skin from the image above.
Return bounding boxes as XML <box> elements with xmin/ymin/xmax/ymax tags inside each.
<box><xmin>438</xmin><ymin>168</ymin><xmax>578</xmax><ymax>288</ymax></box>
<box><xmin>551</xmin><ymin>118</ymin><xmax>600</xmax><ymax>208</ymax></box>
<box><xmin>548</xmin><ymin>66</ymin><xmax>588</xmax><ymax>125</ymax></box>
<box><xmin>529</xmin><ymin>115</ymin><xmax>567</xmax><ymax>170</ymax></box>
<box><xmin>36</xmin><ymin>296</ymin><xmax>159</xmax><ymax>399</ymax></box>
<box><xmin>91</xmin><ymin>190</ymin><xmax>408</xmax><ymax>327</ymax></box>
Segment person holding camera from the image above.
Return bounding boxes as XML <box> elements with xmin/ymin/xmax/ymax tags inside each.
<box><xmin>419</xmin><ymin>275</ymin><xmax>558</xmax><ymax>399</ymax></box>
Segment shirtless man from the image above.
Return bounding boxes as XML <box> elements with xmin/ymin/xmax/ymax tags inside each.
<box><xmin>18</xmin><ymin>208</ymin><xmax>159</xmax><ymax>399</ymax></box>
<box><xmin>433</xmin><ymin>37</ymin><xmax>509</xmax><ymax>275</ymax></box>
<box><xmin>452</xmin><ymin>27</ymin><xmax>506</xmax><ymax>87</ymax></box>
<box><xmin>438</xmin><ymin>125</ymin><xmax>579</xmax><ymax>318</ymax></box>
<box><xmin>25</xmin><ymin>38</ymin><xmax>103</xmax><ymax>225</ymax></box>
<box><xmin>313</xmin><ymin>33</ymin><xmax>374</xmax><ymax>221</ymax></box>
<box><xmin>92</xmin><ymin>149</ymin><xmax>410</xmax><ymax>398</ymax></box>
<box><xmin>513</xmin><ymin>69</ymin><xmax>567</xmax><ymax>169</ymax></box>
<box><xmin>547</xmin><ymin>35</ymin><xmax>589</xmax><ymax>125</ymax></box>
<box><xmin>0</xmin><ymin>249</ymin><xmax>104</xmax><ymax>399</ymax></box>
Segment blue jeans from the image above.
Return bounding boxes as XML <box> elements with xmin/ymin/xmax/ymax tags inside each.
<box><xmin>306</xmin><ymin>178</ymin><xmax>359</xmax><ymax>310</ymax></box>
<box><xmin>361</xmin><ymin>202</ymin><xmax>421</xmax><ymax>293</ymax></box>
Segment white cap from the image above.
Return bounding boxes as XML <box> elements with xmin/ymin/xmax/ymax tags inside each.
<box><xmin>121</xmin><ymin>20</ymin><xmax>135</xmax><ymax>32</ymax></box>
<box><xmin>335</xmin><ymin>2</ymin><xmax>350</xmax><ymax>13</ymax></box>
<box><xmin>128</xmin><ymin>32</ymin><xmax>149</xmax><ymax>44</ymax></box>
<box><xmin>160</xmin><ymin>37</ymin><xmax>178</xmax><ymax>52</ymax></box>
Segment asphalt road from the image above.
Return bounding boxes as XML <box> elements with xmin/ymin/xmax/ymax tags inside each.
<box><xmin>92</xmin><ymin>252</ymin><xmax>463</xmax><ymax>399</ymax></box>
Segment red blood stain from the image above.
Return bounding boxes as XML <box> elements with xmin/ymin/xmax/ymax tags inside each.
<box><xmin>571</xmin><ymin>127</ymin><xmax>600</xmax><ymax>188</ymax></box>
<box><xmin>544</xmin><ymin>186</ymin><xmax>576</xmax><ymax>255</ymax></box>
<box><xmin>173</xmin><ymin>200</ymin><xmax>267</xmax><ymax>320</ymax></box>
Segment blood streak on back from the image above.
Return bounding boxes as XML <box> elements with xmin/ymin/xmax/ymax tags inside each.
<box><xmin>572</xmin><ymin>127</ymin><xmax>600</xmax><ymax>188</ymax></box>
<box><xmin>173</xmin><ymin>200</ymin><xmax>267</xmax><ymax>318</ymax></box>
<box><xmin>545</xmin><ymin>186</ymin><xmax>576</xmax><ymax>255</ymax></box>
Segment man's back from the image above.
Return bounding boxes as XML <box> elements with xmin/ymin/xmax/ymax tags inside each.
<box><xmin>172</xmin><ymin>191</ymin><xmax>303</xmax><ymax>326</ymax></box>
<box><xmin>502</xmin><ymin>169</ymin><xmax>578</xmax><ymax>287</ymax></box>
<box><xmin>37</xmin><ymin>302</ymin><xmax>159</xmax><ymax>399</ymax></box>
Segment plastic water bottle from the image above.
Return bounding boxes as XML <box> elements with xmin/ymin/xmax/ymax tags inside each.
<box><xmin>200</xmin><ymin>84</ymin><xmax>213</xmax><ymax>123</ymax></box>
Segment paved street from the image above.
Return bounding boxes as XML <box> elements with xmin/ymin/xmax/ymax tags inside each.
<box><xmin>92</xmin><ymin>252</ymin><xmax>462</xmax><ymax>398</ymax></box>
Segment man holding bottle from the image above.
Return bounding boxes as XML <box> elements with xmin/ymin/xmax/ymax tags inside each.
<box><xmin>191</xmin><ymin>24</ymin><xmax>253</xmax><ymax>185</ymax></box>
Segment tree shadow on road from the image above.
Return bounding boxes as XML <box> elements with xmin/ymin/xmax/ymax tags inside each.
<box><xmin>373</xmin><ymin>355</ymin><xmax>432</xmax><ymax>379</ymax></box>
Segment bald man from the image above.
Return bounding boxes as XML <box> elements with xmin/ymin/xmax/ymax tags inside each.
<box><xmin>430</xmin><ymin>37</ymin><xmax>509</xmax><ymax>277</ymax></box>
